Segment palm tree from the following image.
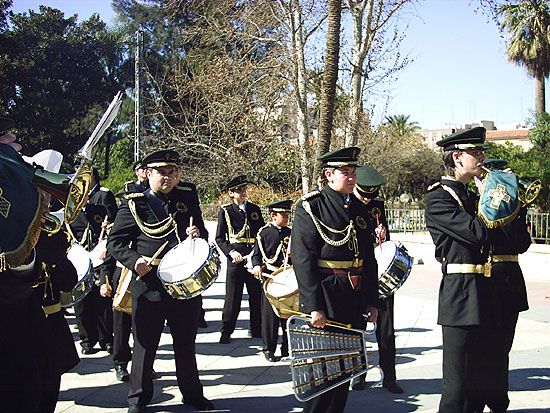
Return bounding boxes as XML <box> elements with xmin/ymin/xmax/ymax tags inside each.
<box><xmin>499</xmin><ymin>0</ymin><xmax>550</xmax><ymax>114</ymax></box>
<box><xmin>313</xmin><ymin>0</ymin><xmax>343</xmax><ymax>181</ymax></box>
<box><xmin>384</xmin><ymin>114</ymin><xmax>420</xmax><ymax>137</ymax></box>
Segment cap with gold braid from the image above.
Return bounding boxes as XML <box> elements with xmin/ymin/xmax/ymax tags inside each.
<box><xmin>142</xmin><ymin>149</ymin><xmax>180</xmax><ymax>168</ymax></box>
<box><xmin>266</xmin><ymin>200</ymin><xmax>292</xmax><ymax>213</ymax></box>
<box><xmin>224</xmin><ymin>175</ymin><xmax>249</xmax><ymax>192</ymax></box>
<box><xmin>436</xmin><ymin>127</ymin><xmax>489</xmax><ymax>152</ymax></box>
<box><xmin>318</xmin><ymin>147</ymin><xmax>360</xmax><ymax>168</ymax></box>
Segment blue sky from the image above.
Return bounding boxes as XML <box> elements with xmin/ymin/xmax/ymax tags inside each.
<box><xmin>12</xmin><ymin>0</ymin><xmax>548</xmax><ymax>130</ymax></box>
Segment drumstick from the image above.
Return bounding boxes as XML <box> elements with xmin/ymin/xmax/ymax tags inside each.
<box><xmin>147</xmin><ymin>240</ymin><xmax>169</xmax><ymax>267</ymax></box>
<box><xmin>282</xmin><ymin>237</ymin><xmax>291</xmax><ymax>270</ymax></box>
<box><xmin>280</xmin><ymin>309</ymin><xmax>352</xmax><ymax>329</ymax></box>
<box><xmin>188</xmin><ymin>217</ymin><xmax>194</xmax><ymax>256</ymax></box>
<box><xmin>372</xmin><ymin>208</ymin><xmax>382</xmax><ymax>251</ymax></box>
<box><xmin>98</xmin><ymin>215</ymin><xmax>109</xmax><ymax>240</ymax></box>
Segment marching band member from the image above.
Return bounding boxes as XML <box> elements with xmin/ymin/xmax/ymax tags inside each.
<box><xmin>425</xmin><ymin>127</ymin><xmax>497</xmax><ymax>413</ymax></box>
<box><xmin>33</xmin><ymin>228</ymin><xmax>80</xmax><ymax>413</ymax></box>
<box><xmin>353</xmin><ymin>165</ymin><xmax>404</xmax><ymax>394</ymax></box>
<box><xmin>251</xmin><ymin>200</ymin><xmax>292</xmax><ymax>362</ymax></box>
<box><xmin>69</xmin><ymin>167</ymin><xmax>117</xmax><ymax>355</ymax></box>
<box><xmin>99</xmin><ymin>159</ymin><xmax>148</xmax><ymax>382</ymax></box>
<box><xmin>107</xmin><ymin>149</ymin><xmax>214</xmax><ymax>413</ymax></box>
<box><xmin>291</xmin><ymin>147</ymin><xmax>379</xmax><ymax>413</ymax></box>
<box><xmin>482</xmin><ymin>159</ymin><xmax>531</xmax><ymax>413</ymax></box>
<box><xmin>215</xmin><ymin>175</ymin><xmax>264</xmax><ymax>344</ymax></box>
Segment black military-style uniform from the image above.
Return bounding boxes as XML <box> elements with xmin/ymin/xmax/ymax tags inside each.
<box><xmin>107</xmin><ymin>183</ymin><xmax>209</xmax><ymax>409</ymax></box>
<box><xmin>251</xmin><ymin>222</ymin><xmax>291</xmax><ymax>357</ymax></box>
<box><xmin>99</xmin><ymin>179</ymin><xmax>149</xmax><ymax>372</ymax></box>
<box><xmin>69</xmin><ymin>183</ymin><xmax>118</xmax><ymax>352</ymax></box>
<box><xmin>291</xmin><ymin>187</ymin><xmax>379</xmax><ymax>413</ymax></box>
<box><xmin>425</xmin><ymin>178</ymin><xmax>497</xmax><ymax>412</ymax></box>
<box><xmin>33</xmin><ymin>230</ymin><xmax>80</xmax><ymax>413</ymax></box>
<box><xmin>360</xmin><ymin>198</ymin><xmax>399</xmax><ymax>385</ymax></box>
<box><xmin>216</xmin><ymin>201</ymin><xmax>265</xmax><ymax>338</ymax></box>
<box><xmin>0</xmin><ymin>252</ymin><xmax>46</xmax><ymax>413</ymax></box>
<box><xmin>484</xmin><ymin>206</ymin><xmax>530</xmax><ymax>412</ymax></box>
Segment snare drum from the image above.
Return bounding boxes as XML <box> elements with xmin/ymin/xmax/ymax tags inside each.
<box><xmin>89</xmin><ymin>238</ymin><xmax>107</xmax><ymax>268</ymax></box>
<box><xmin>263</xmin><ymin>265</ymin><xmax>299</xmax><ymax>319</ymax></box>
<box><xmin>157</xmin><ymin>238</ymin><xmax>220</xmax><ymax>299</ymax></box>
<box><xmin>374</xmin><ymin>241</ymin><xmax>413</xmax><ymax>299</ymax></box>
<box><xmin>60</xmin><ymin>243</ymin><xmax>94</xmax><ymax>307</ymax></box>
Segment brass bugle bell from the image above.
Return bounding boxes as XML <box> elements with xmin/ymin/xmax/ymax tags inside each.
<box><xmin>518</xmin><ymin>178</ymin><xmax>542</xmax><ymax>206</ymax></box>
<box><xmin>41</xmin><ymin>211</ymin><xmax>62</xmax><ymax>234</ymax></box>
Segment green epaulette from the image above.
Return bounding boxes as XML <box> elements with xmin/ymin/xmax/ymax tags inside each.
<box><xmin>427</xmin><ymin>182</ymin><xmax>441</xmax><ymax>192</ymax></box>
<box><xmin>124</xmin><ymin>192</ymin><xmax>145</xmax><ymax>200</ymax></box>
<box><xmin>300</xmin><ymin>190</ymin><xmax>320</xmax><ymax>201</ymax></box>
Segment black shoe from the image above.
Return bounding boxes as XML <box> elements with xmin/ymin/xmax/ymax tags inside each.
<box><xmin>105</xmin><ymin>344</ymin><xmax>114</xmax><ymax>354</ymax></box>
<box><xmin>383</xmin><ymin>381</ymin><xmax>404</xmax><ymax>394</ymax></box>
<box><xmin>127</xmin><ymin>404</ymin><xmax>144</xmax><ymax>413</ymax></box>
<box><xmin>264</xmin><ymin>351</ymin><xmax>277</xmax><ymax>362</ymax></box>
<box><xmin>115</xmin><ymin>364</ymin><xmax>130</xmax><ymax>382</ymax></box>
<box><xmin>183</xmin><ymin>396</ymin><xmax>215</xmax><ymax>411</ymax></box>
<box><xmin>219</xmin><ymin>334</ymin><xmax>231</xmax><ymax>344</ymax></box>
<box><xmin>81</xmin><ymin>346</ymin><xmax>94</xmax><ymax>355</ymax></box>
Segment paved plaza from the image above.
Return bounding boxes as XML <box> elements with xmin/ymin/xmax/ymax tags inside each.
<box><xmin>55</xmin><ymin>227</ymin><xmax>550</xmax><ymax>413</ymax></box>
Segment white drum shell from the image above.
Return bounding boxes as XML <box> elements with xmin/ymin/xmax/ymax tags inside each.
<box><xmin>60</xmin><ymin>243</ymin><xmax>94</xmax><ymax>307</ymax></box>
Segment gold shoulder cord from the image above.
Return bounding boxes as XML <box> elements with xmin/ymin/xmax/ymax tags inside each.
<box><xmin>128</xmin><ymin>198</ymin><xmax>180</xmax><ymax>241</ymax></box>
<box><xmin>302</xmin><ymin>200</ymin><xmax>358</xmax><ymax>254</ymax></box>
<box><xmin>441</xmin><ymin>185</ymin><xmax>465</xmax><ymax>210</ymax></box>
<box><xmin>256</xmin><ymin>224</ymin><xmax>285</xmax><ymax>265</ymax></box>
<box><xmin>223</xmin><ymin>206</ymin><xmax>250</xmax><ymax>241</ymax></box>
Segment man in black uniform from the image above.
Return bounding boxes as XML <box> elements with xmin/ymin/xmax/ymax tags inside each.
<box><xmin>69</xmin><ymin>167</ymin><xmax>117</xmax><ymax>354</ymax></box>
<box><xmin>352</xmin><ymin>165</ymin><xmax>404</xmax><ymax>394</ymax></box>
<box><xmin>215</xmin><ymin>175</ymin><xmax>264</xmax><ymax>344</ymax></box>
<box><xmin>107</xmin><ymin>150</ymin><xmax>214</xmax><ymax>413</ymax></box>
<box><xmin>250</xmin><ymin>200</ymin><xmax>292</xmax><ymax>362</ymax></box>
<box><xmin>100</xmin><ymin>159</ymin><xmax>149</xmax><ymax>381</ymax></box>
<box><xmin>482</xmin><ymin>159</ymin><xmax>531</xmax><ymax>413</ymax></box>
<box><xmin>425</xmin><ymin>127</ymin><xmax>496</xmax><ymax>413</ymax></box>
<box><xmin>291</xmin><ymin>147</ymin><xmax>379</xmax><ymax>413</ymax></box>
<box><xmin>33</xmin><ymin>229</ymin><xmax>80</xmax><ymax>413</ymax></box>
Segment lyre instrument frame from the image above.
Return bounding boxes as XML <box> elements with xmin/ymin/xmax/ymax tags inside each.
<box><xmin>286</xmin><ymin>315</ymin><xmax>369</xmax><ymax>402</ymax></box>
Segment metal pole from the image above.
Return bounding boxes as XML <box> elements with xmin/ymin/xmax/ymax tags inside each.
<box><xmin>134</xmin><ymin>29</ymin><xmax>143</xmax><ymax>162</ymax></box>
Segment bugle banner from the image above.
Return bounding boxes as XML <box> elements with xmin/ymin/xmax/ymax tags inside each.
<box><xmin>477</xmin><ymin>169</ymin><xmax>520</xmax><ymax>229</ymax></box>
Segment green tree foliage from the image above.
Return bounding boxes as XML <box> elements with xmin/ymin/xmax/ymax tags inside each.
<box><xmin>0</xmin><ymin>5</ymin><xmax>126</xmax><ymax>164</ymax></box>
<box><xmin>384</xmin><ymin>114</ymin><xmax>421</xmax><ymax>137</ymax></box>
<box><xmin>499</xmin><ymin>0</ymin><xmax>550</xmax><ymax>113</ymax></box>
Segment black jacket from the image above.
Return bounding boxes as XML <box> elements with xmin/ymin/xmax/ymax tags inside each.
<box><xmin>290</xmin><ymin>187</ymin><xmax>378</xmax><ymax>327</ymax></box>
<box><xmin>107</xmin><ymin>184</ymin><xmax>208</xmax><ymax>301</ymax></box>
<box><xmin>425</xmin><ymin>178</ymin><xmax>495</xmax><ymax>326</ymax></box>
<box><xmin>251</xmin><ymin>223</ymin><xmax>291</xmax><ymax>273</ymax></box>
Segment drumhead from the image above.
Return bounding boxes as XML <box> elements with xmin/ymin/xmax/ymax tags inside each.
<box><xmin>265</xmin><ymin>267</ymin><xmax>298</xmax><ymax>298</ymax></box>
<box><xmin>158</xmin><ymin>238</ymin><xmax>210</xmax><ymax>283</ymax></box>
<box><xmin>374</xmin><ymin>241</ymin><xmax>397</xmax><ymax>277</ymax></box>
<box><xmin>89</xmin><ymin>238</ymin><xmax>107</xmax><ymax>268</ymax></box>
<box><xmin>68</xmin><ymin>243</ymin><xmax>93</xmax><ymax>282</ymax></box>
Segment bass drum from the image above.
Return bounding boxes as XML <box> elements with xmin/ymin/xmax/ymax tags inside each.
<box><xmin>263</xmin><ymin>265</ymin><xmax>299</xmax><ymax>319</ymax></box>
<box><xmin>374</xmin><ymin>241</ymin><xmax>413</xmax><ymax>299</ymax></box>
<box><xmin>157</xmin><ymin>237</ymin><xmax>220</xmax><ymax>299</ymax></box>
<box><xmin>60</xmin><ymin>243</ymin><xmax>94</xmax><ymax>307</ymax></box>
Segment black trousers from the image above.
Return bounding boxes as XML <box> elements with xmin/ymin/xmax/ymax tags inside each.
<box><xmin>439</xmin><ymin>325</ymin><xmax>494</xmax><ymax>413</ymax></box>
<box><xmin>112</xmin><ymin>267</ymin><xmax>132</xmax><ymax>366</ymax></box>
<box><xmin>261</xmin><ymin>288</ymin><xmax>288</xmax><ymax>355</ymax></box>
<box><xmin>128</xmin><ymin>294</ymin><xmax>203</xmax><ymax>408</ymax></box>
<box><xmin>376</xmin><ymin>295</ymin><xmax>397</xmax><ymax>383</ymax></box>
<box><xmin>484</xmin><ymin>311</ymin><xmax>518</xmax><ymax>413</ymax></box>
<box><xmin>74</xmin><ymin>283</ymin><xmax>113</xmax><ymax>349</ymax></box>
<box><xmin>303</xmin><ymin>382</ymin><xmax>349</xmax><ymax>413</ymax></box>
<box><xmin>221</xmin><ymin>262</ymin><xmax>262</xmax><ymax>336</ymax></box>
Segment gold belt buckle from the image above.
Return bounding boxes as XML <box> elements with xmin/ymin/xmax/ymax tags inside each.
<box><xmin>484</xmin><ymin>262</ymin><xmax>492</xmax><ymax>277</ymax></box>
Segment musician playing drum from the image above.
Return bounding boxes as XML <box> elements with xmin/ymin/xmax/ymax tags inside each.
<box><xmin>107</xmin><ymin>150</ymin><xmax>215</xmax><ymax>413</ymax></box>
<box><xmin>425</xmin><ymin>127</ymin><xmax>497</xmax><ymax>412</ymax></box>
<box><xmin>291</xmin><ymin>147</ymin><xmax>379</xmax><ymax>413</ymax></box>
<box><xmin>353</xmin><ymin>165</ymin><xmax>404</xmax><ymax>394</ymax></box>
<box><xmin>482</xmin><ymin>158</ymin><xmax>531</xmax><ymax>413</ymax></box>
<box><xmin>251</xmin><ymin>199</ymin><xmax>292</xmax><ymax>362</ymax></box>
<box><xmin>215</xmin><ymin>175</ymin><xmax>265</xmax><ymax>344</ymax></box>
